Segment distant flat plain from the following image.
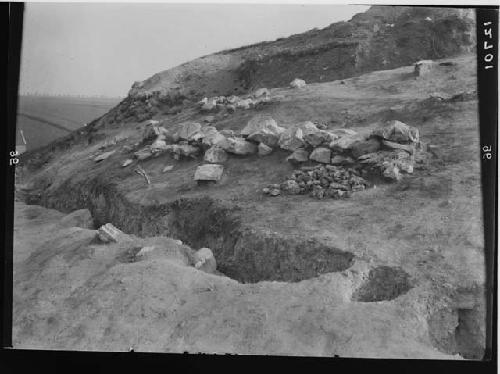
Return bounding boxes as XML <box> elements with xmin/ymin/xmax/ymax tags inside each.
<box><xmin>16</xmin><ymin>95</ymin><xmax>121</xmax><ymax>151</ymax></box>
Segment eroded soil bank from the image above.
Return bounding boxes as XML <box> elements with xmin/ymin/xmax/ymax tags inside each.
<box><xmin>29</xmin><ymin>177</ymin><xmax>355</xmax><ymax>284</ymax></box>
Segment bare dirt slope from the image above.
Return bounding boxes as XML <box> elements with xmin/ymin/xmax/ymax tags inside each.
<box><xmin>13</xmin><ymin>201</ymin><xmax>459</xmax><ymax>358</ymax></box>
<box><xmin>15</xmin><ymin>52</ymin><xmax>485</xmax><ymax>358</ymax></box>
<box><xmin>80</xmin><ymin>6</ymin><xmax>474</xmax><ymax>126</ymax></box>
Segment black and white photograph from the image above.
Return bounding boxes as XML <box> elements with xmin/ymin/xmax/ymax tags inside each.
<box><xmin>6</xmin><ymin>1</ymin><xmax>497</xmax><ymax>362</ymax></box>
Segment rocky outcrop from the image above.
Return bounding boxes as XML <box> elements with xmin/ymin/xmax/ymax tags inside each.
<box><xmin>242</xmin><ymin>116</ymin><xmax>285</xmax><ymax>147</ymax></box>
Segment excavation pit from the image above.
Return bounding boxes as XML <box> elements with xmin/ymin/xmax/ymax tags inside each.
<box><xmin>352</xmin><ymin>266</ymin><xmax>412</xmax><ymax>302</ymax></box>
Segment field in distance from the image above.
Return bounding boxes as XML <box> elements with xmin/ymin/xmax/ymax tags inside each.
<box><xmin>16</xmin><ymin>95</ymin><xmax>121</xmax><ymax>151</ymax></box>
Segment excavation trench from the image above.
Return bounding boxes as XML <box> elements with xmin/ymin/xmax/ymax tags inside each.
<box><xmin>35</xmin><ymin>177</ymin><xmax>355</xmax><ymax>284</ymax></box>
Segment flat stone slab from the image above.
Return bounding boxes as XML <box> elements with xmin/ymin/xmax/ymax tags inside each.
<box><xmin>194</xmin><ymin>164</ymin><xmax>224</xmax><ymax>181</ymax></box>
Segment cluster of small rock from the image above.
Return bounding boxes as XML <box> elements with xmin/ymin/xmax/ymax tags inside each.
<box><xmin>197</xmin><ymin>78</ymin><xmax>305</xmax><ymax>113</ymax></box>
<box><xmin>96</xmin><ymin>222</ymin><xmax>217</xmax><ymax>274</ymax></box>
<box><xmin>198</xmin><ymin>87</ymin><xmax>272</xmax><ymax>113</ymax></box>
<box><xmin>263</xmin><ymin>164</ymin><xmax>369</xmax><ymax>200</ymax></box>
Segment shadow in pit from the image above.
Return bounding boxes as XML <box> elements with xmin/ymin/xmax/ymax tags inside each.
<box><xmin>351</xmin><ymin>266</ymin><xmax>413</xmax><ymax>302</ymax></box>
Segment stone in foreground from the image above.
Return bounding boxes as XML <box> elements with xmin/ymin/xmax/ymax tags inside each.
<box><xmin>193</xmin><ymin>247</ymin><xmax>217</xmax><ymax>274</ymax></box>
<box><xmin>258</xmin><ymin>143</ymin><xmax>273</xmax><ymax>156</ymax></box>
<box><xmin>225</xmin><ymin>138</ymin><xmax>257</xmax><ymax>155</ymax></box>
<box><xmin>94</xmin><ymin>150</ymin><xmax>116</xmax><ymax>162</ymax></box>
<box><xmin>414</xmin><ymin>60</ymin><xmax>434</xmax><ymax>77</ymax></box>
<box><xmin>204</xmin><ymin>146</ymin><xmax>228</xmax><ymax>163</ymax></box>
<box><xmin>309</xmin><ymin>147</ymin><xmax>331</xmax><ymax>163</ymax></box>
<box><xmin>351</xmin><ymin>138</ymin><xmax>381</xmax><ymax>158</ymax></box>
<box><xmin>279</xmin><ymin>127</ymin><xmax>305</xmax><ymax>151</ymax></box>
<box><xmin>194</xmin><ymin>164</ymin><xmax>224</xmax><ymax>182</ymax></box>
<box><xmin>242</xmin><ymin>116</ymin><xmax>284</xmax><ymax>147</ymax></box>
<box><xmin>382</xmin><ymin>140</ymin><xmax>415</xmax><ymax>154</ymax></box>
<box><xmin>371</xmin><ymin>120</ymin><xmax>420</xmax><ymax>143</ymax></box>
<box><xmin>290</xmin><ymin>78</ymin><xmax>306</xmax><ymax>88</ymax></box>
<box><xmin>97</xmin><ymin>223</ymin><xmax>126</xmax><ymax>243</ymax></box>
<box><xmin>287</xmin><ymin>149</ymin><xmax>309</xmax><ymax>163</ymax></box>
<box><xmin>122</xmin><ymin>159</ymin><xmax>134</xmax><ymax>167</ymax></box>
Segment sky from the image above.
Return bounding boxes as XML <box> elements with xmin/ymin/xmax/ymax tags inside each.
<box><xmin>19</xmin><ymin>3</ymin><xmax>369</xmax><ymax>97</ymax></box>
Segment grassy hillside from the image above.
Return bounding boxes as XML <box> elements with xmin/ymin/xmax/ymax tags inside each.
<box><xmin>16</xmin><ymin>96</ymin><xmax>120</xmax><ymax>151</ymax></box>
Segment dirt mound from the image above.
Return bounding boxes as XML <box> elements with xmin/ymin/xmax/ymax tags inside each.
<box><xmin>84</xmin><ymin>6</ymin><xmax>475</xmax><ymax>126</ymax></box>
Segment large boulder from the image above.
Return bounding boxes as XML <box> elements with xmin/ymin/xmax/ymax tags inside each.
<box><xmin>193</xmin><ymin>247</ymin><xmax>217</xmax><ymax>274</ymax></box>
<box><xmin>142</xmin><ymin>120</ymin><xmax>161</xmax><ymax>141</ymax></box>
<box><xmin>151</xmin><ymin>138</ymin><xmax>168</xmax><ymax>150</ymax></box>
<box><xmin>242</xmin><ymin>116</ymin><xmax>285</xmax><ymax>147</ymax></box>
<box><xmin>309</xmin><ymin>147</ymin><xmax>331</xmax><ymax>164</ymax></box>
<box><xmin>258</xmin><ymin>143</ymin><xmax>273</xmax><ymax>156</ymax></box>
<box><xmin>329</xmin><ymin>133</ymin><xmax>366</xmax><ymax>153</ymax></box>
<box><xmin>302</xmin><ymin>122</ymin><xmax>331</xmax><ymax>147</ymax></box>
<box><xmin>190</xmin><ymin>125</ymin><xmax>217</xmax><ymax>142</ymax></box>
<box><xmin>279</xmin><ymin>127</ymin><xmax>305</xmax><ymax>151</ymax></box>
<box><xmin>331</xmin><ymin>155</ymin><xmax>355</xmax><ymax>165</ymax></box>
<box><xmin>174</xmin><ymin>122</ymin><xmax>202</xmax><ymax>141</ymax></box>
<box><xmin>204</xmin><ymin>146</ymin><xmax>228</xmax><ymax>163</ymax></box>
<box><xmin>381</xmin><ymin>140</ymin><xmax>416</xmax><ymax>154</ymax></box>
<box><xmin>194</xmin><ymin>164</ymin><xmax>224</xmax><ymax>182</ymax></box>
<box><xmin>175</xmin><ymin>144</ymin><xmax>200</xmax><ymax>158</ymax></box>
<box><xmin>195</xmin><ymin>128</ymin><xmax>230</xmax><ymax>149</ymax></box>
<box><xmin>290</xmin><ymin>78</ymin><xmax>306</xmax><ymax>88</ymax></box>
<box><xmin>225</xmin><ymin>138</ymin><xmax>257</xmax><ymax>155</ymax></box>
<box><xmin>351</xmin><ymin>138</ymin><xmax>381</xmax><ymax>158</ymax></box>
<box><xmin>371</xmin><ymin>120</ymin><xmax>419</xmax><ymax>143</ymax></box>
<box><xmin>201</xmin><ymin>99</ymin><xmax>218</xmax><ymax>112</ymax></box>
<box><xmin>287</xmin><ymin>149</ymin><xmax>309</xmax><ymax>164</ymax></box>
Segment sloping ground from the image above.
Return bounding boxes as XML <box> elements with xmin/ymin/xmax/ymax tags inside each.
<box><xmin>15</xmin><ymin>54</ymin><xmax>485</xmax><ymax>358</ymax></box>
<box><xmin>13</xmin><ymin>201</ymin><xmax>458</xmax><ymax>358</ymax></box>
<box><xmin>16</xmin><ymin>96</ymin><xmax>120</xmax><ymax>151</ymax></box>
<box><xmin>107</xmin><ymin>6</ymin><xmax>474</xmax><ymax>125</ymax></box>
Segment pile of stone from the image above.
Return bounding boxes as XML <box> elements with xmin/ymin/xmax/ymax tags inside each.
<box><xmin>277</xmin><ymin>119</ymin><xmax>421</xmax><ymax>182</ymax></box>
<box><xmin>198</xmin><ymin>87</ymin><xmax>272</xmax><ymax>113</ymax></box>
<box><xmin>126</xmin><ymin>115</ymin><xmax>423</xmax><ymax>189</ymax></box>
<box><xmin>262</xmin><ymin>119</ymin><xmax>424</xmax><ymax>198</ymax></box>
<box><xmin>263</xmin><ymin>164</ymin><xmax>368</xmax><ymax>200</ymax></box>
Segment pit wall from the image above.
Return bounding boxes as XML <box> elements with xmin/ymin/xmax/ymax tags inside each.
<box><xmin>36</xmin><ymin>176</ymin><xmax>354</xmax><ymax>284</ymax></box>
